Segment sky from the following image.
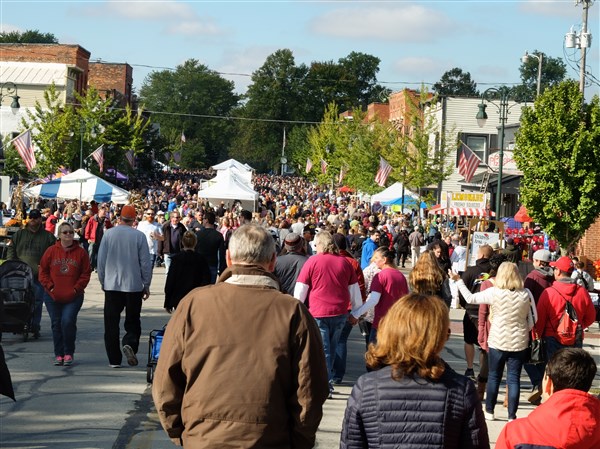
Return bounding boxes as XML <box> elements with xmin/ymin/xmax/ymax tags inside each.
<box><xmin>1</xmin><ymin>0</ymin><xmax>599</xmax><ymax>101</ymax></box>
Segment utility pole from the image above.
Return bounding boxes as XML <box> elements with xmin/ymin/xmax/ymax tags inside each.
<box><xmin>577</xmin><ymin>0</ymin><xmax>592</xmax><ymax>98</ymax></box>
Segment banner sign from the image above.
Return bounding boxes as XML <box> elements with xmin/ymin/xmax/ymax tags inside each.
<box><xmin>468</xmin><ymin>231</ymin><xmax>501</xmax><ymax>266</ymax></box>
<box><xmin>442</xmin><ymin>191</ymin><xmax>488</xmax><ymax>209</ymax></box>
<box><xmin>487</xmin><ymin>150</ymin><xmax>522</xmax><ymax>174</ymax></box>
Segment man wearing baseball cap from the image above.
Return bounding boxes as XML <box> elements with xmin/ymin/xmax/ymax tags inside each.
<box><xmin>7</xmin><ymin>209</ymin><xmax>56</xmax><ymax>338</ymax></box>
<box><xmin>97</xmin><ymin>205</ymin><xmax>152</xmax><ymax>368</ymax></box>
<box><xmin>274</xmin><ymin>233</ymin><xmax>308</xmax><ymax>295</ymax></box>
<box><xmin>535</xmin><ymin>256</ymin><xmax>596</xmax><ymax>362</ymax></box>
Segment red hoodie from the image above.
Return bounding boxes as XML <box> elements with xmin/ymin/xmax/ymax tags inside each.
<box><xmin>39</xmin><ymin>241</ymin><xmax>91</xmax><ymax>303</ymax></box>
<box><xmin>495</xmin><ymin>389</ymin><xmax>600</xmax><ymax>449</ymax></box>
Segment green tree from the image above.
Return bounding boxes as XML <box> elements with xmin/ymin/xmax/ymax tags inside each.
<box><xmin>514</xmin><ymin>80</ymin><xmax>600</xmax><ymax>251</ymax></box>
<box><xmin>511</xmin><ymin>51</ymin><xmax>567</xmax><ymax>102</ymax></box>
<box><xmin>0</xmin><ymin>29</ymin><xmax>58</xmax><ymax>43</ymax></box>
<box><xmin>433</xmin><ymin>68</ymin><xmax>479</xmax><ymax>97</ymax></box>
<box><xmin>337</xmin><ymin>51</ymin><xmax>389</xmax><ymax>109</ymax></box>
<box><xmin>139</xmin><ymin>59</ymin><xmax>239</xmax><ymax>167</ymax></box>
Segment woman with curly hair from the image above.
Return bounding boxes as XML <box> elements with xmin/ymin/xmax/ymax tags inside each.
<box><xmin>409</xmin><ymin>250</ymin><xmax>452</xmax><ymax>307</ymax></box>
<box><xmin>340</xmin><ymin>293</ymin><xmax>489</xmax><ymax>449</ymax></box>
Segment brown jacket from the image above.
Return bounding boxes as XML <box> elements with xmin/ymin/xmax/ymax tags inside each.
<box><xmin>152</xmin><ymin>264</ymin><xmax>329</xmax><ymax>448</ymax></box>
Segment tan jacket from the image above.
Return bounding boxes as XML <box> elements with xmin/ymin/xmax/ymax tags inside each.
<box><xmin>153</xmin><ymin>265</ymin><xmax>329</xmax><ymax>448</ymax></box>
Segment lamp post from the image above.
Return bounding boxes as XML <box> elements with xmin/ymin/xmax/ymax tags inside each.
<box><xmin>521</xmin><ymin>52</ymin><xmax>543</xmax><ymax>97</ymax></box>
<box><xmin>0</xmin><ymin>82</ymin><xmax>21</xmax><ymax>111</ymax></box>
<box><xmin>476</xmin><ymin>88</ymin><xmax>519</xmax><ymax>219</ymax></box>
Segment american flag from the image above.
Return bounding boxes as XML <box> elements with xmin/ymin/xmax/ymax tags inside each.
<box><xmin>125</xmin><ymin>150</ymin><xmax>135</xmax><ymax>168</ymax></box>
<box><xmin>11</xmin><ymin>130</ymin><xmax>36</xmax><ymax>171</ymax></box>
<box><xmin>164</xmin><ymin>152</ymin><xmax>171</xmax><ymax>162</ymax></box>
<box><xmin>375</xmin><ymin>157</ymin><xmax>392</xmax><ymax>187</ymax></box>
<box><xmin>91</xmin><ymin>145</ymin><xmax>104</xmax><ymax>172</ymax></box>
<box><xmin>305</xmin><ymin>158</ymin><xmax>313</xmax><ymax>173</ymax></box>
<box><xmin>339</xmin><ymin>164</ymin><xmax>349</xmax><ymax>184</ymax></box>
<box><xmin>458</xmin><ymin>142</ymin><xmax>481</xmax><ymax>183</ymax></box>
<box><xmin>173</xmin><ymin>151</ymin><xmax>182</xmax><ymax>163</ymax></box>
<box><xmin>320</xmin><ymin>159</ymin><xmax>328</xmax><ymax>175</ymax></box>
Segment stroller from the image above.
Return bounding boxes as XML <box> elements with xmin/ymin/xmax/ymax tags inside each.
<box><xmin>146</xmin><ymin>326</ymin><xmax>165</xmax><ymax>383</ymax></box>
<box><xmin>0</xmin><ymin>259</ymin><xmax>36</xmax><ymax>341</ymax></box>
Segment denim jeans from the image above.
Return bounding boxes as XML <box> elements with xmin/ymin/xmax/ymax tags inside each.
<box><xmin>88</xmin><ymin>242</ymin><xmax>98</xmax><ymax>270</ymax></box>
<box><xmin>487</xmin><ymin>347</ymin><xmax>529</xmax><ymax>419</ymax></box>
<box><xmin>315</xmin><ymin>314</ymin><xmax>347</xmax><ymax>384</ymax></box>
<box><xmin>332</xmin><ymin>320</ymin><xmax>354</xmax><ymax>382</ymax></box>
<box><xmin>544</xmin><ymin>335</ymin><xmax>582</xmax><ymax>363</ymax></box>
<box><xmin>164</xmin><ymin>254</ymin><xmax>173</xmax><ymax>274</ymax></box>
<box><xmin>44</xmin><ymin>294</ymin><xmax>84</xmax><ymax>356</ymax></box>
<box><xmin>524</xmin><ymin>362</ymin><xmax>545</xmax><ymax>388</ymax></box>
<box><xmin>32</xmin><ymin>279</ymin><xmax>45</xmax><ymax>332</ymax></box>
<box><xmin>103</xmin><ymin>290</ymin><xmax>143</xmax><ymax>366</ymax></box>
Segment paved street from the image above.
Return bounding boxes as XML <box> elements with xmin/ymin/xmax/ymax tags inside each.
<box><xmin>1</xmin><ymin>267</ymin><xmax>599</xmax><ymax>449</ymax></box>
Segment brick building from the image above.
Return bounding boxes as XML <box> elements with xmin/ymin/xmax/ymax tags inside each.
<box><xmin>576</xmin><ymin>218</ymin><xmax>600</xmax><ymax>277</ymax></box>
<box><xmin>88</xmin><ymin>62</ymin><xmax>133</xmax><ymax>107</ymax></box>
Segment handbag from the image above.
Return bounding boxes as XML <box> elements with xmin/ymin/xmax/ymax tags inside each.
<box><xmin>528</xmin><ymin>329</ymin><xmax>545</xmax><ymax>364</ymax></box>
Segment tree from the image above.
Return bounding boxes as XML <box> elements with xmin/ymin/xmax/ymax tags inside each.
<box><xmin>337</xmin><ymin>52</ymin><xmax>389</xmax><ymax>110</ymax></box>
<box><xmin>514</xmin><ymin>80</ymin><xmax>600</xmax><ymax>251</ymax></box>
<box><xmin>0</xmin><ymin>29</ymin><xmax>58</xmax><ymax>43</ymax></box>
<box><xmin>433</xmin><ymin>68</ymin><xmax>479</xmax><ymax>97</ymax></box>
<box><xmin>139</xmin><ymin>59</ymin><xmax>239</xmax><ymax>167</ymax></box>
<box><xmin>511</xmin><ymin>51</ymin><xmax>567</xmax><ymax>102</ymax></box>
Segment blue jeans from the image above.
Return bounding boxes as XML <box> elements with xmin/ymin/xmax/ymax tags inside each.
<box><xmin>487</xmin><ymin>347</ymin><xmax>528</xmax><ymax>419</ymax></box>
<box><xmin>544</xmin><ymin>335</ymin><xmax>582</xmax><ymax>363</ymax></box>
<box><xmin>315</xmin><ymin>314</ymin><xmax>347</xmax><ymax>384</ymax></box>
<box><xmin>164</xmin><ymin>254</ymin><xmax>173</xmax><ymax>274</ymax></box>
<box><xmin>524</xmin><ymin>362</ymin><xmax>545</xmax><ymax>388</ymax></box>
<box><xmin>32</xmin><ymin>279</ymin><xmax>45</xmax><ymax>332</ymax></box>
<box><xmin>44</xmin><ymin>294</ymin><xmax>84</xmax><ymax>356</ymax></box>
<box><xmin>332</xmin><ymin>321</ymin><xmax>353</xmax><ymax>382</ymax></box>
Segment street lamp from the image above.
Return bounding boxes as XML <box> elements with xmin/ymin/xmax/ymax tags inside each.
<box><xmin>476</xmin><ymin>88</ymin><xmax>520</xmax><ymax>219</ymax></box>
<box><xmin>521</xmin><ymin>51</ymin><xmax>543</xmax><ymax>97</ymax></box>
<box><xmin>0</xmin><ymin>82</ymin><xmax>21</xmax><ymax>112</ymax></box>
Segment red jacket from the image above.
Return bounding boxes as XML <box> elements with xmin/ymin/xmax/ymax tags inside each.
<box><xmin>84</xmin><ymin>215</ymin><xmax>112</xmax><ymax>243</ymax></box>
<box><xmin>495</xmin><ymin>389</ymin><xmax>600</xmax><ymax>449</ymax></box>
<box><xmin>39</xmin><ymin>241</ymin><xmax>91</xmax><ymax>303</ymax></box>
<box><xmin>535</xmin><ymin>280</ymin><xmax>596</xmax><ymax>340</ymax></box>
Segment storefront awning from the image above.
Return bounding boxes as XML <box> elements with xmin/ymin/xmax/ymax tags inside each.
<box><xmin>428</xmin><ymin>205</ymin><xmax>495</xmax><ymax>217</ymax></box>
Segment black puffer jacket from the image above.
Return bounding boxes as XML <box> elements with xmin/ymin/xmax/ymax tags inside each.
<box><xmin>340</xmin><ymin>364</ymin><xmax>489</xmax><ymax>449</ymax></box>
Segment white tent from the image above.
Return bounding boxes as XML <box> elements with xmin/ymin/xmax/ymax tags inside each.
<box><xmin>211</xmin><ymin>159</ymin><xmax>253</xmax><ymax>186</ymax></box>
<box><xmin>24</xmin><ymin>169</ymin><xmax>130</xmax><ymax>203</ymax></box>
<box><xmin>370</xmin><ymin>182</ymin><xmax>419</xmax><ymax>204</ymax></box>
<box><xmin>198</xmin><ymin>171</ymin><xmax>259</xmax><ymax>211</ymax></box>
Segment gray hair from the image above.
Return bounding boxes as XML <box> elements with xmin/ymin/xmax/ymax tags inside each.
<box><xmin>314</xmin><ymin>230</ymin><xmax>338</xmax><ymax>255</ymax></box>
<box><xmin>228</xmin><ymin>224</ymin><xmax>275</xmax><ymax>265</ymax></box>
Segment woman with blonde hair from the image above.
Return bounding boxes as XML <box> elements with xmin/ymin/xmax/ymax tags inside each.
<box><xmin>451</xmin><ymin>261</ymin><xmax>536</xmax><ymax>422</ymax></box>
<box><xmin>341</xmin><ymin>293</ymin><xmax>489</xmax><ymax>449</ymax></box>
<box><xmin>409</xmin><ymin>250</ymin><xmax>452</xmax><ymax>306</ymax></box>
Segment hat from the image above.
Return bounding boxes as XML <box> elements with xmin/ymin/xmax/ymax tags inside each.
<box><xmin>533</xmin><ymin>249</ymin><xmax>551</xmax><ymax>262</ymax></box>
<box><xmin>120</xmin><ymin>205</ymin><xmax>137</xmax><ymax>220</ymax></box>
<box><xmin>28</xmin><ymin>209</ymin><xmax>42</xmax><ymax>219</ymax></box>
<box><xmin>506</xmin><ymin>238</ymin><xmax>514</xmax><ymax>245</ymax></box>
<box><xmin>284</xmin><ymin>232</ymin><xmax>304</xmax><ymax>251</ymax></box>
<box><xmin>303</xmin><ymin>224</ymin><xmax>316</xmax><ymax>235</ymax></box>
<box><xmin>550</xmin><ymin>256</ymin><xmax>574</xmax><ymax>274</ymax></box>
<box><xmin>157</xmin><ymin>211</ymin><xmax>165</xmax><ymax>215</ymax></box>
<box><xmin>490</xmin><ymin>241</ymin><xmax>501</xmax><ymax>251</ymax></box>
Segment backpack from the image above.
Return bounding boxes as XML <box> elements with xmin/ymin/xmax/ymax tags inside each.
<box><xmin>551</xmin><ymin>287</ymin><xmax>583</xmax><ymax>346</ymax></box>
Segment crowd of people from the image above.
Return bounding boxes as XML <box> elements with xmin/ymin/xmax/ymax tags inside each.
<box><xmin>2</xmin><ymin>168</ymin><xmax>599</xmax><ymax>448</ymax></box>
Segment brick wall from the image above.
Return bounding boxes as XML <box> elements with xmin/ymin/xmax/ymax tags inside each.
<box><xmin>88</xmin><ymin>62</ymin><xmax>133</xmax><ymax>106</ymax></box>
<box><xmin>576</xmin><ymin>216</ymin><xmax>600</xmax><ymax>278</ymax></box>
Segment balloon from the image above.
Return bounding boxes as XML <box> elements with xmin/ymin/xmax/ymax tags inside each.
<box><xmin>519</xmin><ymin>228</ymin><xmax>526</xmax><ymax>235</ymax></box>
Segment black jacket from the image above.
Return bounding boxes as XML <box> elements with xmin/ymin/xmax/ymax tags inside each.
<box><xmin>194</xmin><ymin>227</ymin><xmax>226</xmax><ymax>274</ymax></box>
<box><xmin>161</xmin><ymin>222</ymin><xmax>186</xmax><ymax>256</ymax></box>
<box><xmin>164</xmin><ymin>250</ymin><xmax>211</xmax><ymax>311</ymax></box>
<box><xmin>460</xmin><ymin>258</ymin><xmax>492</xmax><ymax>321</ymax></box>
<box><xmin>341</xmin><ymin>364</ymin><xmax>489</xmax><ymax>449</ymax></box>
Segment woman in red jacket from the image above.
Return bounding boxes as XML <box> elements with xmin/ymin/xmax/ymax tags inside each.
<box><xmin>39</xmin><ymin>222</ymin><xmax>91</xmax><ymax>366</ymax></box>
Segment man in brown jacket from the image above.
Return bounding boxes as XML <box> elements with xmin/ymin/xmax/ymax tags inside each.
<box><xmin>153</xmin><ymin>224</ymin><xmax>329</xmax><ymax>448</ymax></box>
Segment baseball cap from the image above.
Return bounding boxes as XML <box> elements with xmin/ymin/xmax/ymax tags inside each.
<box><xmin>532</xmin><ymin>249</ymin><xmax>551</xmax><ymax>262</ymax></box>
<box><xmin>120</xmin><ymin>205</ymin><xmax>137</xmax><ymax>220</ymax></box>
<box><xmin>28</xmin><ymin>209</ymin><xmax>42</xmax><ymax>219</ymax></box>
<box><xmin>549</xmin><ymin>256</ymin><xmax>574</xmax><ymax>274</ymax></box>
<box><xmin>303</xmin><ymin>224</ymin><xmax>316</xmax><ymax>235</ymax></box>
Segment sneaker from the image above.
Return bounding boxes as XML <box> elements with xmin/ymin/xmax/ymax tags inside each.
<box><xmin>109</xmin><ymin>364</ymin><xmax>121</xmax><ymax>368</ymax></box>
<box><xmin>122</xmin><ymin>345</ymin><xmax>138</xmax><ymax>366</ymax></box>
<box><xmin>464</xmin><ymin>368</ymin><xmax>475</xmax><ymax>380</ymax></box>
<box><xmin>54</xmin><ymin>356</ymin><xmax>64</xmax><ymax>366</ymax></box>
<box><xmin>63</xmin><ymin>355</ymin><xmax>73</xmax><ymax>366</ymax></box>
<box><xmin>484</xmin><ymin>411</ymin><xmax>495</xmax><ymax>421</ymax></box>
<box><xmin>527</xmin><ymin>385</ymin><xmax>542</xmax><ymax>404</ymax></box>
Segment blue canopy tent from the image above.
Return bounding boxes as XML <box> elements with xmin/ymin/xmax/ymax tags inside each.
<box><xmin>381</xmin><ymin>195</ymin><xmax>427</xmax><ymax>208</ymax></box>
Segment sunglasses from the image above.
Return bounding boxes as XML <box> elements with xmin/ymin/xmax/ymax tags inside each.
<box><xmin>61</xmin><ymin>230</ymin><xmax>75</xmax><ymax>235</ymax></box>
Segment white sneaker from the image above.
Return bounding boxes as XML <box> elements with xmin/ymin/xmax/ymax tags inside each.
<box><xmin>109</xmin><ymin>364</ymin><xmax>121</xmax><ymax>368</ymax></box>
<box><xmin>484</xmin><ymin>411</ymin><xmax>495</xmax><ymax>421</ymax></box>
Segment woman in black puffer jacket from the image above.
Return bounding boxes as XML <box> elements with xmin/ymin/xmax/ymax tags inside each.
<box><xmin>340</xmin><ymin>293</ymin><xmax>490</xmax><ymax>449</ymax></box>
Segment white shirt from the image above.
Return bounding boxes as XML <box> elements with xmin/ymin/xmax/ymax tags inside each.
<box><xmin>136</xmin><ymin>220</ymin><xmax>163</xmax><ymax>255</ymax></box>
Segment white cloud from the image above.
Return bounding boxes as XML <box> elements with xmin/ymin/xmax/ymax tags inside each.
<box><xmin>78</xmin><ymin>0</ymin><xmax>224</xmax><ymax>36</ymax></box>
<box><xmin>519</xmin><ymin>0</ymin><xmax>582</xmax><ymax>18</ymax></box>
<box><xmin>0</xmin><ymin>23</ymin><xmax>21</xmax><ymax>33</ymax></box>
<box><xmin>310</xmin><ymin>5</ymin><xmax>454</xmax><ymax>43</ymax></box>
<box><xmin>393</xmin><ymin>56</ymin><xmax>446</xmax><ymax>79</ymax></box>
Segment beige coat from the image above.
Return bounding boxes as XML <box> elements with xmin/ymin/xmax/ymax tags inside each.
<box><xmin>152</xmin><ymin>265</ymin><xmax>329</xmax><ymax>448</ymax></box>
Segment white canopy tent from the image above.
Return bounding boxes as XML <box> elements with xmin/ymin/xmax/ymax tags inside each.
<box><xmin>211</xmin><ymin>159</ymin><xmax>253</xmax><ymax>186</ymax></box>
<box><xmin>24</xmin><ymin>169</ymin><xmax>130</xmax><ymax>203</ymax></box>
<box><xmin>198</xmin><ymin>171</ymin><xmax>259</xmax><ymax>211</ymax></box>
<box><xmin>370</xmin><ymin>182</ymin><xmax>419</xmax><ymax>204</ymax></box>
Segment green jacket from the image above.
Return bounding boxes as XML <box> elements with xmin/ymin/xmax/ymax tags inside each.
<box><xmin>7</xmin><ymin>227</ymin><xmax>56</xmax><ymax>278</ymax></box>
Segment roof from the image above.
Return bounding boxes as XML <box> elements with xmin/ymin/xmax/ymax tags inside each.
<box><xmin>0</xmin><ymin>61</ymin><xmax>70</xmax><ymax>86</ymax></box>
